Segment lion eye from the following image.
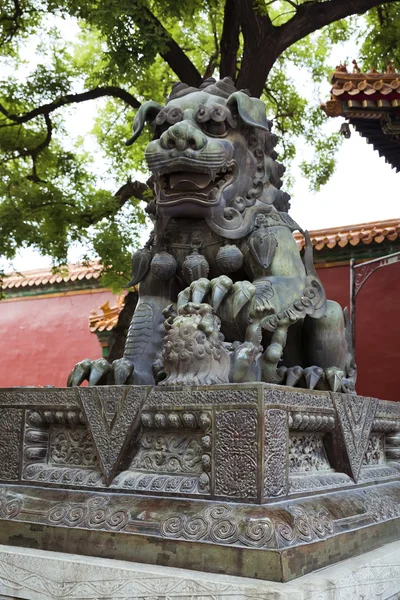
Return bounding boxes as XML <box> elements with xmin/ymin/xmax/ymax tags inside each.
<box><xmin>167</xmin><ymin>108</ymin><xmax>182</xmax><ymax>125</ymax></box>
<box><xmin>202</xmin><ymin>120</ymin><xmax>228</xmax><ymax>137</ymax></box>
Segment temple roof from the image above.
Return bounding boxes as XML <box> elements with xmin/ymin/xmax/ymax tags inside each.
<box><xmin>321</xmin><ymin>61</ymin><xmax>400</xmax><ymax>171</ymax></box>
<box><xmin>2</xmin><ymin>261</ymin><xmax>103</xmax><ymax>290</ymax></box>
<box><xmin>294</xmin><ymin>218</ymin><xmax>400</xmax><ymax>252</ymax></box>
<box><xmin>89</xmin><ymin>296</ymin><xmax>125</xmax><ymax>332</ymax></box>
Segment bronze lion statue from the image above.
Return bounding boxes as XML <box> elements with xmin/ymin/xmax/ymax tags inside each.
<box><xmin>68</xmin><ymin>77</ymin><xmax>356</xmax><ymax>392</ymax></box>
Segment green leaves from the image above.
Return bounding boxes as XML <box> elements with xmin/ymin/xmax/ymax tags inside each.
<box><xmin>1</xmin><ymin>0</ymin><xmax>398</xmax><ymax>287</ymax></box>
<box><xmin>359</xmin><ymin>5</ymin><xmax>400</xmax><ymax>71</ymax></box>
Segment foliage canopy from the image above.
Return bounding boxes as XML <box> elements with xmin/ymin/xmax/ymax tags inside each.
<box><xmin>1</xmin><ymin>0</ymin><xmax>399</xmax><ymax>288</ymax></box>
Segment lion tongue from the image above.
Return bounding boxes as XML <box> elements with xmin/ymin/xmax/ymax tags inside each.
<box><xmin>169</xmin><ymin>172</ymin><xmax>212</xmax><ymax>190</ymax></box>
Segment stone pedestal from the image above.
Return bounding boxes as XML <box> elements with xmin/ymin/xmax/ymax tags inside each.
<box><xmin>0</xmin><ymin>541</ymin><xmax>400</xmax><ymax>599</ymax></box>
<box><xmin>1</xmin><ymin>383</ymin><xmax>400</xmax><ymax>582</ymax></box>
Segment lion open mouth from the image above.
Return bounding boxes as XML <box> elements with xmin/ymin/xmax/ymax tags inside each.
<box><xmin>156</xmin><ymin>162</ymin><xmax>236</xmax><ymax>204</ymax></box>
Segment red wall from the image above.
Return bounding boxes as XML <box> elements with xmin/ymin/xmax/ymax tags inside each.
<box><xmin>1</xmin><ymin>267</ymin><xmax>398</xmax><ymax>400</ymax></box>
<box><xmin>318</xmin><ymin>262</ymin><xmax>400</xmax><ymax>401</ymax></box>
<box><xmin>0</xmin><ymin>290</ymin><xmax>116</xmax><ymax>388</ymax></box>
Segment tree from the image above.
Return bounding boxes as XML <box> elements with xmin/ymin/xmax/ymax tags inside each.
<box><xmin>1</xmin><ymin>0</ymin><xmax>399</xmax><ymax>288</ymax></box>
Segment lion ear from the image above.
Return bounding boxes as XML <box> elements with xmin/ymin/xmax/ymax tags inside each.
<box><xmin>125</xmin><ymin>101</ymin><xmax>163</xmax><ymax>146</ymax></box>
<box><xmin>226</xmin><ymin>92</ymin><xmax>269</xmax><ymax>131</ymax></box>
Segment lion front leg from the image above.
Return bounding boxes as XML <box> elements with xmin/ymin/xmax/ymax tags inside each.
<box><xmin>302</xmin><ymin>300</ymin><xmax>356</xmax><ymax>392</ymax></box>
<box><xmin>120</xmin><ymin>271</ymin><xmax>181</xmax><ymax>385</ymax></box>
<box><xmin>68</xmin><ymin>270</ymin><xmax>180</xmax><ymax>387</ymax></box>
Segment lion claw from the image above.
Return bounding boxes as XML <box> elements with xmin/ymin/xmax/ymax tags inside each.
<box><xmin>113</xmin><ymin>358</ymin><xmax>134</xmax><ymax>385</ymax></box>
<box><xmin>285</xmin><ymin>365</ymin><xmax>303</xmax><ymax>388</ymax></box>
<box><xmin>210</xmin><ymin>276</ymin><xmax>233</xmax><ymax>311</ymax></box>
<box><xmin>67</xmin><ymin>358</ymin><xmax>93</xmax><ymax>387</ymax></box>
<box><xmin>231</xmin><ymin>281</ymin><xmax>256</xmax><ymax>318</ymax></box>
<box><xmin>326</xmin><ymin>366</ymin><xmax>344</xmax><ymax>392</ymax></box>
<box><xmin>88</xmin><ymin>358</ymin><xmax>112</xmax><ymax>386</ymax></box>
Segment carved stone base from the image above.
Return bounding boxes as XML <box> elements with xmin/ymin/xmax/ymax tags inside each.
<box><xmin>1</xmin><ymin>541</ymin><xmax>400</xmax><ymax>600</ymax></box>
<box><xmin>1</xmin><ymin>384</ymin><xmax>400</xmax><ymax>581</ymax></box>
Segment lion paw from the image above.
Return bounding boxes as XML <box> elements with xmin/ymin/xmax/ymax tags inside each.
<box><xmin>177</xmin><ymin>276</ymin><xmax>256</xmax><ymax>320</ymax></box>
<box><xmin>67</xmin><ymin>357</ymin><xmax>134</xmax><ymax>386</ymax></box>
<box><xmin>281</xmin><ymin>365</ymin><xmax>347</xmax><ymax>392</ymax></box>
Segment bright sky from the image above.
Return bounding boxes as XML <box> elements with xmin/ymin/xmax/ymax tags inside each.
<box><xmin>2</xmin><ymin>18</ymin><xmax>399</xmax><ymax>274</ymax></box>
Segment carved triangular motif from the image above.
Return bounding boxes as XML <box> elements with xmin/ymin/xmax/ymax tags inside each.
<box><xmin>76</xmin><ymin>386</ymin><xmax>146</xmax><ymax>485</ymax></box>
<box><xmin>331</xmin><ymin>393</ymin><xmax>378</xmax><ymax>483</ymax></box>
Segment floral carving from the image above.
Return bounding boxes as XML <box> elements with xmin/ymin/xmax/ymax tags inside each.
<box><xmin>362</xmin><ymin>434</ymin><xmax>385</xmax><ymax>466</ymax></box>
<box><xmin>0</xmin><ymin>409</ymin><xmax>22</xmax><ymax>481</ymax></box>
<box><xmin>215</xmin><ymin>409</ymin><xmax>258</xmax><ymax>498</ymax></box>
<box><xmin>131</xmin><ymin>433</ymin><xmax>203</xmax><ymax>474</ymax></box>
<box><xmin>50</xmin><ymin>427</ymin><xmax>98</xmax><ymax>467</ymax></box>
<box><xmin>264</xmin><ymin>409</ymin><xmax>288</xmax><ymax>497</ymax></box>
<box><xmin>289</xmin><ymin>434</ymin><xmax>331</xmax><ymax>473</ymax></box>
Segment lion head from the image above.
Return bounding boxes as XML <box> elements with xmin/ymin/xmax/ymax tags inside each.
<box><xmin>127</xmin><ymin>77</ymin><xmax>290</xmax><ymax>239</ymax></box>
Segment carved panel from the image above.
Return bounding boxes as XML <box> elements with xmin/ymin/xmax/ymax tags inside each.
<box><xmin>134</xmin><ymin>409</ymin><xmax>212</xmax><ymax>494</ymax></box>
<box><xmin>264</xmin><ymin>409</ymin><xmax>288</xmax><ymax>498</ymax></box>
<box><xmin>215</xmin><ymin>409</ymin><xmax>258</xmax><ymax>498</ymax></box>
<box><xmin>362</xmin><ymin>434</ymin><xmax>385</xmax><ymax>466</ymax></box>
<box><xmin>0</xmin><ymin>388</ymin><xmax>78</xmax><ymax>406</ymax></box>
<box><xmin>131</xmin><ymin>432</ymin><xmax>203</xmax><ymax>474</ymax></box>
<box><xmin>114</xmin><ymin>472</ymin><xmax>206</xmax><ymax>495</ymax></box>
<box><xmin>289</xmin><ymin>434</ymin><xmax>331</xmax><ymax>473</ymax></box>
<box><xmin>289</xmin><ymin>472</ymin><xmax>351</xmax><ymax>494</ymax></box>
<box><xmin>145</xmin><ymin>386</ymin><xmax>258</xmax><ymax>407</ymax></box>
<box><xmin>46</xmin><ymin>495</ymin><xmax>129</xmax><ymax>530</ymax></box>
<box><xmin>22</xmin><ymin>409</ymin><xmax>103</xmax><ymax>486</ymax></box>
<box><xmin>0</xmin><ymin>409</ymin><xmax>23</xmax><ymax>481</ymax></box>
<box><xmin>77</xmin><ymin>387</ymin><xmax>147</xmax><ymax>484</ymax></box>
<box><xmin>23</xmin><ymin>464</ymin><xmax>104</xmax><ymax>487</ymax></box>
<box><xmin>331</xmin><ymin>393</ymin><xmax>378</xmax><ymax>482</ymax></box>
<box><xmin>49</xmin><ymin>427</ymin><xmax>98</xmax><ymax>467</ymax></box>
<box><xmin>264</xmin><ymin>387</ymin><xmax>333</xmax><ymax>410</ymax></box>
<box><xmin>161</xmin><ymin>504</ymin><xmax>275</xmax><ymax>547</ymax></box>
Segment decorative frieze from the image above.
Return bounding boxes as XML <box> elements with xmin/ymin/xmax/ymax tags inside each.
<box><xmin>215</xmin><ymin>409</ymin><xmax>258</xmax><ymax>498</ymax></box>
<box><xmin>0</xmin><ymin>409</ymin><xmax>23</xmax><ymax>481</ymax></box>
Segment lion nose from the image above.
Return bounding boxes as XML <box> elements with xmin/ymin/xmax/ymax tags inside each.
<box><xmin>160</xmin><ymin>121</ymin><xmax>207</xmax><ymax>151</ymax></box>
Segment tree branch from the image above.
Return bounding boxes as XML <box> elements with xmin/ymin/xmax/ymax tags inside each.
<box><xmin>0</xmin><ymin>86</ymin><xmax>141</xmax><ymax>125</ymax></box>
<box><xmin>236</xmin><ymin>0</ymin><xmax>399</xmax><ymax>97</ymax></box>
<box><xmin>278</xmin><ymin>0</ymin><xmax>400</xmax><ymax>51</ymax></box>
<box><xmin>114</xmin><ymin>178</ymin><xmax>150</xmax><ymax>208</ymax></box>
<box><xmin>220</xmin><ymin>0</ymin><xmax>241</xmax><ymax>80</ymax></box>
<box><xmin>0</xmin><ymin>0</ymin><xmax>23</xmax><ymax>45</ymax></box>
<box><xmin>235</xmin><ymin>0</ymin><xmax>275</xmax><ymax>94</ymax></box>
<box><xmin>142</xmin><ymin>6</ymin><xmax>203</xmax><ymax>86</ymax></box>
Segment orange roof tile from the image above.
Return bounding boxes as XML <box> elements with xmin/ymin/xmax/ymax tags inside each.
<box><xmin>295</xmin><ymin>218</ymin><xmax>400</xmax><ymax>252</ymax></box>
<box><xmin>89</xmin><ymin>295</ymin><xmax>125</xmax><ymax>332</ymax></box>
<box><xmin>321</xmin><ymin>63</ymin><xmax>400</xmax><ymax>118</ymax></box>
<box><xmin>2</xmin><ymin>262</ymin><xmax>103</xmax><ymax>290</ymax></box>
